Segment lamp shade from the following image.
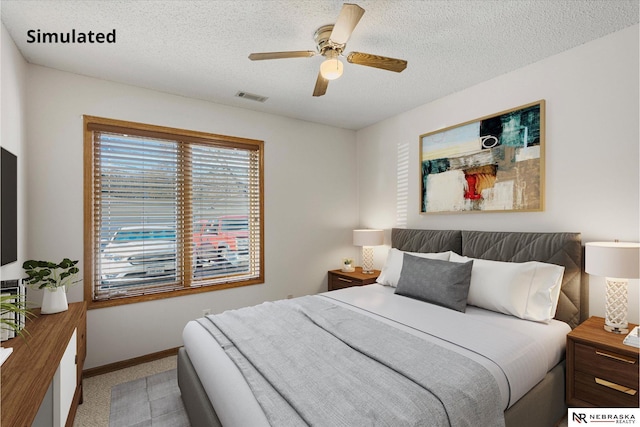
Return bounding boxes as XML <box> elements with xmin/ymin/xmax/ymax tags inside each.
<box><xmin>585</xmin><ymin>242</ymin><xmax>640</xmax><ymax>279</ymax></box>
<box><xmin>320</xmin><ymin>58</ymin><xmax>343</xmax><ymax>80</ymax></box>
<box><xmin>353</xmin><ymin>229</ymin><xmax>384</xmax><ymax>247</ymax></box>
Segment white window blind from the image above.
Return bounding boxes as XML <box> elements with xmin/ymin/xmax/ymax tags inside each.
<box><xmin>85</xmin><ymin>117</ymin><xmax>263</xmax><ymax>304</ymax></box>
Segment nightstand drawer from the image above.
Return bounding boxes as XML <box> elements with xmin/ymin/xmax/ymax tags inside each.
<box><xmin>574</xmin><ymin>342</ymin><xmax>639</xmax><ymax>388</ymax></box>
<box><xmin>329</xmin><ymin>275</ymin><xmax>362</xmax><ymax>290</ymax></box>
<box><xmin>574</xmin><ymin>371</ymin><xmax>639</xmax><ymax>408</ymax></box>
<box><xmin>327</xmin><ymin>268</ymin><xmax>380</xmax><ymax>291</ymax></box>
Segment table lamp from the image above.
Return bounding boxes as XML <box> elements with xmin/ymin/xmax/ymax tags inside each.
<box><xmin>353</xmin><ymin>229</ymin><xmax>384</xmax><ymax>274</ymax></box>
<box><xmin>585</xmin><ymin>241</ymin><xmax>640</xmax><ymax>334</ymax></box>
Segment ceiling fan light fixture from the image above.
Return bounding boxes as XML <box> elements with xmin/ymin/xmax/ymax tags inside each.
<box><xmin>320</xmin><ymin>57</ymin><xmax>344</xmax><ymax>80</ymax></box>
<box><xmin>248</xmin><ymin>3</ymin><xmax>407</xmax><ymax>97</ymax></box>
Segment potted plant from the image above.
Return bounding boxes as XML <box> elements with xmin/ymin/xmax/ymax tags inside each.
<box><xmin>0</xmin><ymin>294</ymin><xmax>30</xmax><ymax>337</ymax></box>
<box><xmin>0</xmin><ymin>293</ymin><xmax>32</xmax><ymax>364</ymax></box>
<box><xmin>342</xmin><ymin>258</ymin><xmax>355</xmax><ymax>272</ymax></box>
<box><xmin>22</xmin><ymin>258</ymin><xmax>79</xmax><ymax>314</ymax></box>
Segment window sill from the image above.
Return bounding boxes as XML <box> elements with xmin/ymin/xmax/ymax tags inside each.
<box><xmin>85</xmin><ymin>277</ymin><xmax>264</xmax><ymax>309</ymax></box>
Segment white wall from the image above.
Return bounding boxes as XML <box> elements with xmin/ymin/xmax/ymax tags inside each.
<box><xmin>24</xmin><ymin>66</ymin><xmax>358</xmax><ymax>368</ymax></box>
<box><xmin>356</xmin><ymin>25</ymin><xmax>640</xmax><ymax>323</ymax></box>
<box><xmin>0</xmin><ymin>23</ymin><xmax>28</xmax><ymax>281</ymax></box>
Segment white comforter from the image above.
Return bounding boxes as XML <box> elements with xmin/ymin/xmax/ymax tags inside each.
<box><xmin>182</xmin><ymin>284</ymin><xmax>570</xmax><ymax>427</ymax></box>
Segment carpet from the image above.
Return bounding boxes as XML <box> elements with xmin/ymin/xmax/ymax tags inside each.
<box><xmin>109</xmin><ymin>369</ymin><xmax>191</xmax><ymax>427</ymax></box>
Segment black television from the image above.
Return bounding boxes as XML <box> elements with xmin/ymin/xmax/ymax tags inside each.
<box><xmin>1</xmin><ymin>147</ymin><xmax>17</xmax><ymax>266</ymax></box>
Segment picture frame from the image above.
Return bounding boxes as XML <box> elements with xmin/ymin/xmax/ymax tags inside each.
<box><xmin>419</xmin><ymin>100</ymin><xmax>545</xmax><ymax>214</ymax></box>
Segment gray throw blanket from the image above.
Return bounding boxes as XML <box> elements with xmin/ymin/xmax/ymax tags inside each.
<box><xmin>197</xmin><ymin>296</ymin><xmax>505</xmax><ymax>427</ymax></box>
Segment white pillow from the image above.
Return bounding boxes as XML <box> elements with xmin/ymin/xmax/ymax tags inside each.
<box><xmin>377</xmin><ymin>248</ymin><xmax>452</xmax><ymax>287</ymax></box>
<box><xmin>449</xmin><ymin>253</ymin><xmax>565</xmax><ymax>322</ymax></box>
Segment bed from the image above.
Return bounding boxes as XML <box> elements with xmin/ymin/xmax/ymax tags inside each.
<box><xmin>178</xmin><ymin>229</ymin><xmax>584</xmax><ymax>427</ymax></box>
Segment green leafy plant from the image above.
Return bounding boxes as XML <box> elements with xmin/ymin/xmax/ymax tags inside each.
<box><xmin>343</xmin><ymin>258</ymin><xmax>354</xmax><ymax>265</ymax></box>
<box><xmin>22</xmin><ymin>258</ymin><xmax>80</xmax><ymax>290</ymax></box>
<box><xmin>0</xmin><ymin>294</ymin><xmax>31</xmax><ymax>338</ymax></box>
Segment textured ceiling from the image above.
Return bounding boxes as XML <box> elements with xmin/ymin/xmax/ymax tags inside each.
<box><xmin>1</xmin><ymin>1</ymin><xmax>638</xmax><ymax>130</ymax></box>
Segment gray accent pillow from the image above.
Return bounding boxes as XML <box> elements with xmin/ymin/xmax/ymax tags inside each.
<box><xmin>395</xmin><ymin>254</ymin><xmax>473</xmax><ymax>312</ymax></box>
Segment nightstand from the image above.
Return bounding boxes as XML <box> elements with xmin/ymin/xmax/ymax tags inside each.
<box><xmin>328</xmin><ymin>267</ymin><xmax>380</xmax><ymax>291</ymax></box>
<box><xmin>566</xmin><ymin>316</ymin><xmax>639</xmax><ymax>407</ymax></box>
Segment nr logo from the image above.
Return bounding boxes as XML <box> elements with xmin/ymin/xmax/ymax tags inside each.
<box><xmin>573</xmin><ymin>412</ymin><xmax>588</xmax><ymax>423</ymax></box>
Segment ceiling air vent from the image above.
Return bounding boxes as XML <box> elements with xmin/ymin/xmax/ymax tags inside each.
<box><xmin>235</xmin><ymin>91</ymin><xmax>268</xmax><ymax>103</ymax></box>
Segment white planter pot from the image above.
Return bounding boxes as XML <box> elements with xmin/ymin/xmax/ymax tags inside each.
<box><xmin>41</xmin><ymin>287</ymin><xmax>68</xmax><ymax>314</ymax></box>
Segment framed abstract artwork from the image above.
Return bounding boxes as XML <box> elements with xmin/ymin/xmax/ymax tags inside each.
<box><xmin>419</xmin><ymin>100</ymin><xmax>545</xmax><ymax>214</ymax></box>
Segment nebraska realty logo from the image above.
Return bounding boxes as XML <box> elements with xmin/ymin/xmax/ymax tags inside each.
<box><xmin>569</xmin><ymin>408</ymin><xmax>639</xmax><ymax>425</ymax></box>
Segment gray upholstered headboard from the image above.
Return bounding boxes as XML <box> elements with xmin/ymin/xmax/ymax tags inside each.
<box><xmin>391</xmin><ymin>228</ymin><xmax>585</xmax><ymax>329</ymax></box>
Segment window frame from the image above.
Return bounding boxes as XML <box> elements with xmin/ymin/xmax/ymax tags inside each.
<box><xmin>83</xmin><ymin>115</ymin><xmax>264</xmax><ymax>309</ymax></box>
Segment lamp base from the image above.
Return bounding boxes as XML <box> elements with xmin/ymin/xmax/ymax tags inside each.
<box><xmin>604</xmin><ymin>324</ymin><xmax>629</xmax><ymax>334</ymax></box>
<box><xmin>361</xmin><ymin>247</ymin><xmax>375</xmax><ymax>275</ymax></box>
<box><xmin>604</xmin><ymin>277</ymin><xmax>629</xmax><ymax>334</ymax></box>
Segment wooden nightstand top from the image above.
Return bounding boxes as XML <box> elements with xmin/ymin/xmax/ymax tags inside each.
<box><xmin>329</xmin><ymin>267</ymin><xmax>381</xmax><ymax>281</ymax></box>
<box><xmin>568</xmin><ymin>316</ymin><xmax>639</xmax><ymax>355</ymax></box>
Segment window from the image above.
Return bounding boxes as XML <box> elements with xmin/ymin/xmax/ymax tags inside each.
<box><xmin>84</xmin><ymin>116</ymin><xmax>263</xmax><ymax>308</ymax></box>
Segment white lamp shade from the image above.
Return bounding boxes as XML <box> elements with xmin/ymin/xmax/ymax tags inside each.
<box><xmin>353</xmin><ymin>229</ymin><xmax>384</xmax><ymax>247</ymax></box>
<box><xmin>585</xmin><ymin>242</ymin><xmax>640</xmax><ymax>279</ymax></box>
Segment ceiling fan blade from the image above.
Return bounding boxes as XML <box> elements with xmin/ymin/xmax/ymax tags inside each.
<box><xmin>313</xmin><ymin>72</ymin><xmax>328</xmax><ymax>97</ymax></box>
<box><xmin>248</xmin><ymin>51</ymin><xmax>316</xmax><ymax>61</ymax></box>
<box><xmin>329</xmin><ymin>3</ymin><xmax>365</xmax><ymax>45</ymax></box>
<box><xmin>347</xmin><ymin>52</ymin><xmax>408</xmax><ymax>72</ymax></box>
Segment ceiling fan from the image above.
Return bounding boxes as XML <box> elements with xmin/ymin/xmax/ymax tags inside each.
<box><xmin>248</xmin><ymin>3</ymin><xmax>408</xmax><ymax>97</ymax></box>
